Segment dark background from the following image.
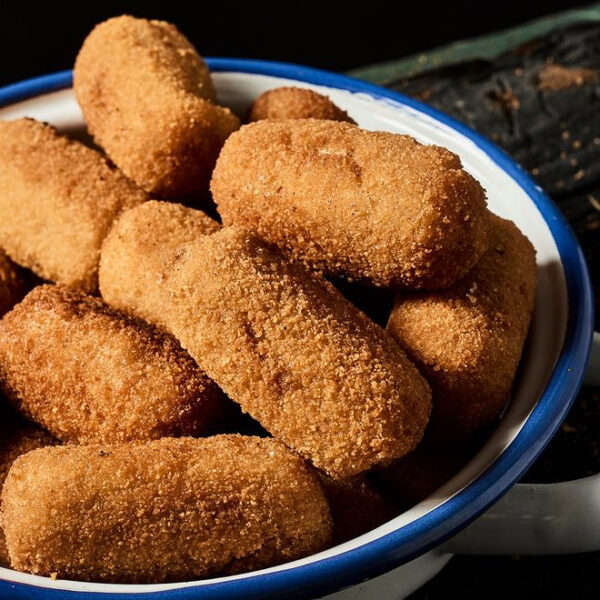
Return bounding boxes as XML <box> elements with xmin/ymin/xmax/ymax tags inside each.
<box><xmin>0</xmin><ymin>1</ymin><xmax>591</xmax><ymax>86</ymax></box>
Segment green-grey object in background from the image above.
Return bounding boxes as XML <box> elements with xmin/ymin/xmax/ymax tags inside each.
<box><xmin>348</xmin><ymin>3</ymin><xmax>600</xmax><ymax>84</ymax></box>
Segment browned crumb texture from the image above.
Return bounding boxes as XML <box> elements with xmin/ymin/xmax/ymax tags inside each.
<box><xmin>74</xmin><ymin>15</ymin><xmax>240</xmax><ymax>199</ymax></box>
<box><xmin>0</xmin><ymin>250</ymin><xmax>25</xmax><ymax>318</ymax></box>
<box><xmin>319</xmin><ymin>475</ymin><xmax>397</xmax><ymax>544</ymax></box>
<box><xmin>387</xmin><ymin>213</ymin><xmax>537</xmax><ymax>442</ymax></box>
<box><xmin>1</xmin><ymin>436</ymin><xmax>332</xmax><ymax>582</ymax></box>
<box><xmin>100</xmin><ymin>200</ymin><xmax>220</xmax><ymax>327</ymax></box>
<box><xmin>0</xmin><ymin>409</ymin><xmax>57</xmax><ymax>565</ymax></box>
<box><xmin>538</xmin><ymin>64</ymin><xmax>598</xmax><ymax>91</ymax></box>
<box><xmin>161</xmin><ymin>227</ymin><xmax>431</xmax><ymax>480</ymax></box>
<box><xmin>212</xmin><ymin>120</ymin><xmax>489</xmax><ymax>289</ymax></box>
<box><xmin>248</xmin><ymin>87</ymin><xmax>355</xmax><ymax>123</ymax></box>
<box><xmin>0</xmin><ymin>284</ymin><xmax>223</xmax><ymax>444</ymax></box>
<box><xmin>0</xmin><ymin>118</ymin><xmax>148</xmax><ymax>291</ymax></box>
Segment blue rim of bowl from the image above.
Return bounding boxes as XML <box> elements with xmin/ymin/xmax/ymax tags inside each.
<box><xmin>0</xmin><ymin>59</ymin><xmax>594</xmax><ymax>600</ymax></box>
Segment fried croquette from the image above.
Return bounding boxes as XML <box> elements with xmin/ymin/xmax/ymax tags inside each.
<box><xmin>155</xmin><ymin>227</ymin><xmax>431</xmax><ymax>480</ymax></box>
<box><xmin>0</xmin><ymin>119</ymin><xmax>147</xmax><ymax>291</ymax></box>
<box><xmin>374</xmin><ymin>436</ymin><xmax>476</xmax><ymax>508</ymax></box>
<box><xmin>0</xmin><ymin>285</ymin><xmax>222</xmax><ymax>444</ymax></box>
<box><xmin>248</xmin><ymin>87</ymin><xmax>355</xmax><ymax>123</ymax></box>
<box><xmin>0</xmin><ymin>409</ymin><xmax>57</xmax><ymax>565</ymax></box>
<box><xmin>74</xmin><ymin>16</ymin><xmax>241</xmax><ymax>199</ymax></box>
<box><xmin>0</xmin><ymin>250</ymin><xmax>25</xmax><ymax>318</ymax></box>
<box><xmin>387</xmin><ymin>214</ymin><xmax>537</xmax><ymax>442</ymax></box>
<box><xmin>212</xmin><ymin>120</ymin><xmax>489</xmax><ymax>289</ymax></box>
<box><xmin>100</xmin><ymin>200</ymin><xmax>220</xmax><ymax>327</ymax></box>
<box><xmin>319</xmin><ymin>475</ymin><xmax>397</xmax><ymax>544</ymax></box>
<box><xmin>1</xmin><ymin>436</ymin><xmax>332</xmax><ymax>582</ymax></box>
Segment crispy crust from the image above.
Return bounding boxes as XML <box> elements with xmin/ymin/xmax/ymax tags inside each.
<box><xmin>0</xmin><ymin>119</ymin><xmax>147</xmax><ymax>291</ymax></box>
<box><xmin>1</xmin><ymin>436</ymin><xmax>332</xmax><ymax>582</ymax></box>
<box><xmin>212</xmin><ymin>119</ymin><xmax>489</xmax><ymax>288</ymax></box>
<box><xmin>387</xmin><ymin>214</ymin><xmax>537</xmax><ymax>442</ymax></box>
<box><xmin>99</xmin><ymin>200</ymin><xmax>220</xmax><ymax>327</ymax></box>
<box><xmin>0</xmin><ymin>410</ymin><xmax>57</xmax><ymax>566</ymax></box>
<box><xmin>162</xmin><ymin>227</ymin><xmax>431</xmax><ymax>480</ymax></box>
<box><xmin>74</xmin><ymin>15</ymin><xmax>240</xmax><ymax>199</ymax></box>
<box><xmin>0</xmin><ymin>251</ymin><xmax>25</xmax><ymax>318</ymax></box>
<box><xmin>0</xmin><ymin>285</ymin><xmax>223</xmax><ymax>443</ymax></box>
<box><xmin>248</xmin><ymin>87</ymin><xmax>355</xmax><ymax>123</ymax></box>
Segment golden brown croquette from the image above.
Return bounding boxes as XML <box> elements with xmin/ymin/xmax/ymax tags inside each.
<box><xmin>74</xmin><ymin>15</ymin><xmax>240</xmax><ymax>199</ymax></box>
<box><xmin>248</xmin><ymin>87</ymin><xmax>355</xmax><ymax>123</ymax></box>
<box><xmin>374</xmin><ymin>436</ymin><xmax>477</xmax><ymax>508</ymax></box>
<box><xmin>0</xmin><ymin>285</ymin><xmax>223</xmax><ymax>444</ymax></box>
<box><xmin>319</xmin><ymin>475</ymin><xmax>397</xmax><ymax>544</ymax></box>
<box><xmin>0</xmin><ymin>250</ymin><xmax>25</xmax><ymax>318</ymax></box>
<box><xmin>0</xmin><ymin>409</ymin><xmax>57</xmax><ymax>565</ymax></box>
<box><xmin>161</xmin><ymin>227</ymin><xmax>431</xmax><ymax>480</ymax></box>
<box><xmin>1</xmin><ymin>436</ymin><xmax>332</xmax><ymax>582</ymax></box>
<box><xmin>212</xmin><ymin>120</ymin><xmax>489</xmax><ymax>289</ymax></box>
<box><xmin>0</xmin><ymin>118</ymin><xmax>148</xmax><ymax>292</ymax></box>
<box><xmin>99</xmin><ymin>200</ymin><xmax>220</xmax><ymax>327</ymax></box>
<box><xmin>387</xmin><ymin>214</ymin><xmax>537</xmax><ymax>442</ymax></box>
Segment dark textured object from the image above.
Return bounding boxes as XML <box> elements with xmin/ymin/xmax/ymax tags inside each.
<box><xmin>393</xmin><ymin>31</ymin><xmax>600</xmax><ymax>231</ymax></box>
<box><xmin>391</xmin><ymin>24</ymin><xmax>600</xmax><ymax>204</ymax></box>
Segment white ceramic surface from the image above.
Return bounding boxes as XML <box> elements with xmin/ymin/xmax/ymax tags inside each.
<box><xmin>0</xmin><ymin>69</ymin><xmax>593</xmax><ymax>599</ymax></box>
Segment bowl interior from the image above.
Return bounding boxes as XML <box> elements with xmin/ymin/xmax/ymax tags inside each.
<box><xmin>0</xmin><ymin>69</ymin><xmax>569</xmax><ymax>594</ymax></box>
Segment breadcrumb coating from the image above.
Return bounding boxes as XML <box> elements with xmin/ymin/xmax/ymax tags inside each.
<box><xmin>0</xmin><ymin>409</ymin><xmax>57</xmax><ymax>565</ymax></box>
<box><xmin>1</xmin><ymin>436</ymin><xmax>332</xmax><ymax>582</ymax></box>
<box><xmin>248</xmin><ymin>87</ymin><xmax>355</xmax><ymax>123</ymax></box>
<box><xmin>100</xmin><ymin>200</ymin><xmax>219</xmax><ymax>327</ymax></box>
<box><xmin>0</xmin><ymin>285</ymin><xmax>222</xmax><ymax>444</ymax></box>
<box><xmin>0</xmin><ymin>118</ymin><xmax>148</xmax><ymax>291</ymax></box>
<box><xmin>162</xmin><ymin>227</ymin><xmax>431</xmax><ymax>480</ymax></box>
<box><xmin>74</xmin><ymin>15</ymin><xmax>240</xmax><ymax>199</ymax></box>
<box><xmin>212</xmin><ymin>119</ymin><xmax>489</xmax><ymax>289</ymax></box>
<box><xmin>387</xmin><ymin>214</ymin><xmax>537</xmax><ymax>442</ymax></box>
<box><xmin>319</xmin><ymin>475</ymin><xmax>397</xmax><ymax>544</ymax></box>
<box><xmin>0</xmin><ymin>250</ymin><xmax>25</xmax><ymax>317</ymax></box>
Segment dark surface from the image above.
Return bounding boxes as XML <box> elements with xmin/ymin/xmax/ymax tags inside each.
<box><xmin>0</xmin><ymin>1</ymin><xmax>588</xmax><ymax>87</ymax></box>
<box><xmin>388</xmin><ymin>22</ymin><xmax>600</xmax><ymax>600</ymax></box>
<box><xmin>412</xmin><ymin>553</ymin><xmax>600</xmax><ymax>600</ymax></box>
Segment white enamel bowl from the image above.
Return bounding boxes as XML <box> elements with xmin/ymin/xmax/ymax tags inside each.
<box><xmin>0</xmin><ymin>60</ymin><xmax>596</xmax><ymax>600</ymax></box>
